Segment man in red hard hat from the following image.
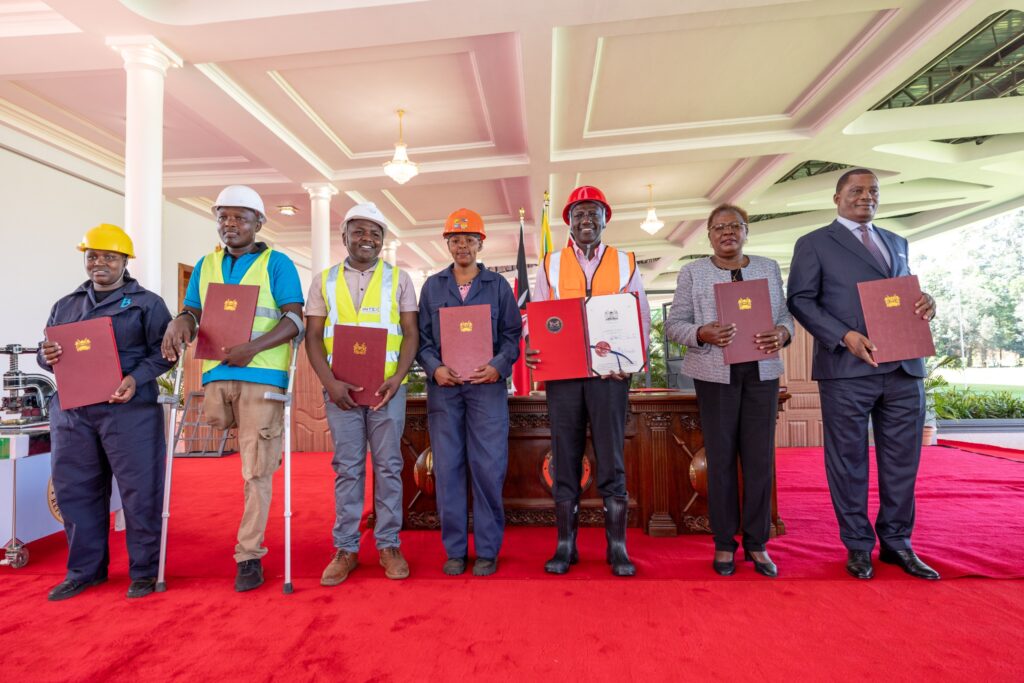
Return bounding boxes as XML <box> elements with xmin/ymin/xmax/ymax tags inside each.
<box><xmin>527</xmin><ymin>185</ymin><xmax>651</xmax><ymax>577</ymax></box>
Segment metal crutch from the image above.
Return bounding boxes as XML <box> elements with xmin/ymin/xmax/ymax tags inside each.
<box><xmin>264</xmin><ymin>334</ymin><xmax>303</xmax><ymax>594</ymax></box>
<box><xmin>155</xmin><ymin>344</ymin><xmax>186</xmax><ymax>592</ymax></box>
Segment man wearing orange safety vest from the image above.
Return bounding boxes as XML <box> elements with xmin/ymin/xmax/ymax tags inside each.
<box><xmin>526</xmin><ymin>186</ymin><xmax>651</xmax><ymax>577</ymax></box>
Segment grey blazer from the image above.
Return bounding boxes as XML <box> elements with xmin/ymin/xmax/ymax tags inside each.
<box><xmin>665</xmin><ymin>255</ymin><xmax>794</xmax><ymax>384</ymax></box>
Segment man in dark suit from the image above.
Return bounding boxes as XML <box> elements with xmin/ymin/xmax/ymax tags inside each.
<box><xmin>787</xmin><ymin>168</ymin><xmax>940</xmax><ymax>580</ymax></box>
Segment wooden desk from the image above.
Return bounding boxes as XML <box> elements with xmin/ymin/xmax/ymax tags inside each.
<box><xmin>396</xmin><ymin>391</ymin><xmax>787</xmax><ymax>537</ymax></box>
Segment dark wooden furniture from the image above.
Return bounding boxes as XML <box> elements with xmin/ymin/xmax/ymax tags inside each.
<box><xmin>398</xmin><ymin>391</ymin><xmax>788</xmax><ymax>537</ymax></box>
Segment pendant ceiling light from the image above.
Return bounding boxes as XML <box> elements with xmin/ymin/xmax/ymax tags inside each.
<box><xmin>640</xmin><ymin>184</ymin><xmax>664</xmax><ymax>235</ymax></box>
<box><xmin>383</xmin><ymin>108</ymin><xmax>419</xmax><ymax>185</ymax></box>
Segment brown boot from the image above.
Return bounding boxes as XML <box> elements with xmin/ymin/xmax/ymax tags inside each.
<box><xmin>379</xmin><ymin>547</ymin><xmax>410</xmax><ymax>580</ymax></box>
<box><xmin>320</xmin><ymin>550</ymin><xmax>358</xmax><ymax>586</ymax></box>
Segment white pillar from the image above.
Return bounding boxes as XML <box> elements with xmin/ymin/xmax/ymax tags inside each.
<box><xmin>384</xmin><ymin>239</ymin><xmax>400</xmax><ymax>266</ymax></box>
<box><xmin>106</xmin><ymin>36</ymin><xmax>182</xmax><ymax>295</ymax></box>
<box><xmin>303</xmin><ymin>183</ymin><xmax>338</xmax><ymax>276</ymax></box>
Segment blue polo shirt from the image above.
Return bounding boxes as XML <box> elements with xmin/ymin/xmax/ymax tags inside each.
<box><xmin>184</xmin><ymin>243</ymin><xmax>304</xmax><ymax>388</ymax></box>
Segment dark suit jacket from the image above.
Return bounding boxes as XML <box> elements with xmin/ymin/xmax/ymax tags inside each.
<box><xmin>787</xmin><ymin>220</ymin><xmax>926</xmax><ymax>381</ymax></box>
<box><xmin>416</xmin><ymin>264</ymin><xmax>522</xmax><ymax>383</ymax></box>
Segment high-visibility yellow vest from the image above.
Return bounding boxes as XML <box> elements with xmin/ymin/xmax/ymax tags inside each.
<box><xmin>543</xmin><ymin>245</ymin><xmax>636</xmax><ymax>299</ymax></box>
<box><xmin>198</xmin><ymin>249</ymin><xmax>291</xmax><ymax>374</ymax></box>
<box><xmin>321</xmin><ymin>260</ymin><xmax>405</xmax><ymax>383</ymax></box>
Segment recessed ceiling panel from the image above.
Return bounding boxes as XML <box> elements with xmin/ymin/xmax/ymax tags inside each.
<box><xmin>585</xmin><ymin>11</ymin><xmax>877</xmax><ymax>133</ymax></box>
<box><xmin>385</xmin><ymin>179</ymin><xmax>509</xmax><ymax>224</ymax></box>
<box><xmin>577</xmin><ymin>160</ymin><xmax>737</xmax><ymax>204</ymax></box>
<box><xmin>276</xmin><ymin>51</ymin><xmax>491</xmax><ymax>155</ymax></box>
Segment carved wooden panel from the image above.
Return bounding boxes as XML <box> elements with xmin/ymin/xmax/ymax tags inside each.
<box><xmin>777</xmin><ymin>321</ymin><xmax>824</xmax><ymax>447</ymax></box>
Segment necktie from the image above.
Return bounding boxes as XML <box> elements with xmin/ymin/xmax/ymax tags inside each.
<box><xmin>858</xmin><ymin>224</ymin><xmax>888</xmax><ymax>272</ymax></box>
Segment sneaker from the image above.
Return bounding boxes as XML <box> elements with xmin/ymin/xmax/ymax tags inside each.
<box><xmin>47</xmin><ymin>576</ymin><xmax>107</xmax><ymax>602</ymax></box>
<box><xmin>442</xmin><ymin>557</ymin><xmax>467</xmax><ymax>576</ymax></box>
<box><xmin>235</xmin><ymin>559</ymin><xmax>264</xmax><ymax>592</ymax></box>
<box><xmin>126</xmin><ymin>577</ymin><xmax>157</xmax><ymax>599</ymax></box>
<box><xmin>320</xmin><ymin>550</ymin><xmax>359</xmax><ymax>586</ymax></box>
<box><xmin>473</xmin><ymin>557</ymin><xmax>498</xmax><ymax>576</ymax></box>
<box><xmin>379</xmin><ymin>547</ymin><xmax>410</xmax><ymax>580</ymax></box>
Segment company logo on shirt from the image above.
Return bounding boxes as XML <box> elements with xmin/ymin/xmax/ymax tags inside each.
<box><xmin>738</xmin><ymin>297</ymin><xmax>752</xmax><ymax>311</ymax></box>
<box><xmin>885</xmin><ymin>295</ymin><xmax>901</xmax><ymax>308</ymax></box>
<box><xmin>120</xmin><ymin>297</ymin><xmax>131</xmax><ymax>308</ymax></box>
<box><xmin>74</xmin><ymin>338</ymin><xmax>92</xmax><ymax>352</ymax></box>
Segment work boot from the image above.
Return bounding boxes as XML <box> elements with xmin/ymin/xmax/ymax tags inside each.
<box><xmin>320</xmin><ymin>550</ymin><xmax>359</xmax><ymax>586</ymax></box>
<box><xmin>604</xmin><ymin>496</ymin><xmax>636</xmax><ymax>577</ymax></box>
<box><xmin>235</xmin><ymin>559</ymin><xmax>264</xmax><ymax>592</ymax></box>
<box><xmin>544</xmin><ymin>499</ymin><xmax>579</xmax><ymax>574</ymax></box>
<box><xmin>379</xmin><ymin>547</ymin><xmax>410</xmax><ymax>580</ymax></box>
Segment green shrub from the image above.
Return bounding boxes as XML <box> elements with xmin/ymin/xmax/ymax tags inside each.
<box><xmin>934</xmin><ymin>385</ymin><xmax>1024</xmax><ymax>419</ymax></box>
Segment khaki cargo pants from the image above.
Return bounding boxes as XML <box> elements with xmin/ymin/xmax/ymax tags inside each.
<box><xmin>203</xmin><ymin>380</ymin><xmax>284</xmax><ymax>563</ymax></box>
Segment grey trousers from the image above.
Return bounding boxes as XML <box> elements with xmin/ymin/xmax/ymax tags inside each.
<box><xmin>324</xmin><ymin>385</ymin><xmax>407</xmax><ymax>552</ymax></box>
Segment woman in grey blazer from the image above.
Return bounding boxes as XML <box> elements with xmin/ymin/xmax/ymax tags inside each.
<box><xmin>665</xmin><ymin>204</ymin><xmax>794</xmax><ymax>578</ymax></box>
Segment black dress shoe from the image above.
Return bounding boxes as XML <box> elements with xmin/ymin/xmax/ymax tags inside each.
<box><xmin>47</xmin><ymin>576</ymin><xmax>107</xmax><ymax>601</ymax></box>
<box><xmin>744</xmin><ymin>550</ymin><xmax>778</xmax><ymax>578</ymax></box>
<box><xmin>235</xmin><ymin>559</ymin><xmax>264</xmax><ymax>592</ymax></box>
<box><xmin>879</xmin><ymin>548</ymin><xmax>941</xmax><ymax>580</ymax></box>
<box><xmin>712</xmin><ymin>552</ymin><xmax>735</xmax><ymax>576</ymax></box>
<box><xmin>846</xmin><ymin>550</ymin><xmax>874</xmax><ymax>579</ymax></box>
<box><xmin>127</xmin><ymin>577</ymin><xmax>157</xmax><ymax>599</ymax></box>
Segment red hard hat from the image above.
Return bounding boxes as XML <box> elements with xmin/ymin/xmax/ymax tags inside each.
<box><xmin>563</xmin><ymin>186</ymin><xmax>612</xmax><ymax>225</ymax></box>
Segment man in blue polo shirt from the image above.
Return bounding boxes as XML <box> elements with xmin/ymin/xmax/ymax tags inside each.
<box><xmin>162</xmin><ymin>185</ymin><xmax>304</xmax><ymax>592</ymax></box>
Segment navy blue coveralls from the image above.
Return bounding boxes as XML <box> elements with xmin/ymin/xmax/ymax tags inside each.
<box><xmin>416</xmin><ymin>265</ymin><xmax>521</xmax><ymax>560</ymax></box>
<box><xmin>38</xmin><ymin>274</ymin><xmax>172</xmax><ymax>582</ymax></box>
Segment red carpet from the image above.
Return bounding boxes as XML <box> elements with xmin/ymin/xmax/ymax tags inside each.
<box><xmin>1</xmin><ymin>446</ymin><xmax>1022</xmax><ymax>680</ymax></box>
<box><xmin>937</xmin><ymin>439</ymin><xmax>1024</xmax><ymax>463</ymax></box>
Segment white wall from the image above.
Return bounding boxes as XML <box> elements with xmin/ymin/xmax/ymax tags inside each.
<box><xmin>0</xmin><ymin>146</ymin><xmax>212</xmax><ymax>374</ymax></box>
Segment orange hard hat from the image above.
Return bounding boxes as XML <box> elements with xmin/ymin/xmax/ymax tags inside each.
<box><xmin>443</xmin><ymin>208</ymin><xmax>486</xmax><ymax>240</ymax></box>
<box><xmin>563</xmin><ymin>186</ymin><xmax>612</xmax><ymax>225</ymax></box>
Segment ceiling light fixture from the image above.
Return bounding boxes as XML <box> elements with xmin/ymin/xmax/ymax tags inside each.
<box><xmin>277</xmin><ymin>205</ymin><xmax>298</xmax><ymax>216</ymax></box>
<box><xmin>640</xmin><ymin>184</ymin><xmax>664</xmax><ymax>235</ymax></box>
<box><xmin>383</xmin><ymin>108</ymin><xmax>419</xmax><ymax>185</ymax></box>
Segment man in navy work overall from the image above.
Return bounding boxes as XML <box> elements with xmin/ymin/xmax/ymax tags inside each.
<box><xmin>161</xmin><ymin>185</ymin><xmax>304</xmax><ymax>592</ymax></box>
<box><xmin>40</xmin><ymin>224</ymin><xmax>172</xmax><ymax>600</ymax></box>
<box><xmin>787</xmin><ymin>168</ymin><xmax>940</xmax><ymax>581</ymax></box>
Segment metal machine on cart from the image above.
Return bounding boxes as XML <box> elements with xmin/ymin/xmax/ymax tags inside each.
<box><xmin>0</xmin><ymin>344</ymin><xmax>56</xmax><ymax>568</ymax></box>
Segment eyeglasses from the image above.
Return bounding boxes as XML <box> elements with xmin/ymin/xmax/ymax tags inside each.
<box><xmin>709</xmin><ymin>222</ymin><xmax>747</xmax><ymax>235</ymax></box>
<box><xmin>571</xmin><ymin>210</ymin><xmax>603</xmax><ymax>222</ymax></box>
<box><xmin>216</xmin><ymin>214</ymin><xmax>256</xmax><ymax>226</ymax></box>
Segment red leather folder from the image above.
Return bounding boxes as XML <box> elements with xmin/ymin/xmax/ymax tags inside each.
<box><xmin>858</xmin><ymin>275</ymin><xmax>935</xmax><ymax>363</ymax></box>
<box><xmin>45</xmin><ymin>317</ymin><xmax>122</xmax><ymax>409</ymax></box>
<box><xmin>195</xmin><ymin>283</ymin><xmax>259</xmax><ymax>361</ymax></box>
<box><xmin>439</xmin><ymin>304</ymin><xmax>493</xmax><ymax>379</ymax></box>
<box><xmin>713</xmin><ymin>278</ymin><xmax>778</xmax><ymax>365</ymax></box>
<box><xmin>528</xmin><ymin>298</ymin><xmax>590</xmax><ymax>382</ymax></box>
<box><xmin>331</xmin><ymin>325</ymin><xmax>387</xmax><ymax>406</ymax></box>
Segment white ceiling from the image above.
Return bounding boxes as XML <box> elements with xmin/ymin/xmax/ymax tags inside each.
<box><xmin>2</xmin><ymin>0</ymin><xmax>1024</xmax><ymax>296</ymax></box>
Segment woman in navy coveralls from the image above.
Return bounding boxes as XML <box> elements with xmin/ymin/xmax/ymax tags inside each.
<box><xmin>38</xmin><ymin>224</ymin><xmax>172</xmax><ymax>601</ymax></box>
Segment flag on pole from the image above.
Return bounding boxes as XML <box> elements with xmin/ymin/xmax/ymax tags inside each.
<box><xmin>539</xmin><ymin>191</ymin><xmax>554</xmax><ymax>265</ymax></box>
<box><xmin>512</xmin><ymin>207</ymin><xmax>531</xmax><ymax>396</ymax></box>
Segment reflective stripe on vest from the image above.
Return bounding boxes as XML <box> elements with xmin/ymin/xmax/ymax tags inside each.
<box><xmin>544</xmin><ymin>246</ymin><xmax>635</xmax><ymax>299</ymax></box>
<box><xmin>321</xmin><ymin>260</ymin><xmax>405</xmax><ymax>382</ymax></box>
<box><xmin>198</xmin><ymin>249</ymin><xmax>291</xmax><ymax>374</ymax></box>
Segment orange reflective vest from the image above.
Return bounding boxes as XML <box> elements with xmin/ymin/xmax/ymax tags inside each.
<box><xmin>542</xmin><ymin>245</ymin><xmax>636</xmax><ymax>299</ymax></box>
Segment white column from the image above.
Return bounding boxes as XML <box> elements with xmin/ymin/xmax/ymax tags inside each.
<box><xmin>384</xmin><ymin>239</ymin><xmax>401</xmax><ymax>266</ymax></box>
<box><xmin>303</xmin><ymin>183</ymin><xmax>338</xmax><ymax>276</ymax></box>
<box><xmin>106</xmin><ymin>36</ymin><xmax>183</xmax><ymax>295</ymax></box>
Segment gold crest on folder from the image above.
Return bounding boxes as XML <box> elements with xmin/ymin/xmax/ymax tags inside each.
<box><xmin>353</xmin><ymin>342</ymin><xmax>367</xmax><ymax>356</ymax></box>
<box><xmin>737</xmin><ymin>297</ymin><xmax>752</xmax><ymax>311</ymax></box>
<box><xmin>74</xmin><ymin>338</ymin><xmax>91</xmax><ymax>352</ymax></box>
<box><xmin>460</xmin><ymin>321</ymin><xmax>473</xmax><ymax>332</ymax></box>
<box><xmin>223</xmin><ymin>299</ymin><xmax>238</xmax><ymax>312</ymax></box>
<box><xmin>884</xmin><ymin>295</ymin><xmax>901</xmax><ymax>308</ymax></box>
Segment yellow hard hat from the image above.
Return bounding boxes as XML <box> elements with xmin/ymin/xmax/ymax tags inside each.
<box><xmin>77</xmin><ymin>223</ymin><xmax>135</xmax><ymax>258</ymax></box>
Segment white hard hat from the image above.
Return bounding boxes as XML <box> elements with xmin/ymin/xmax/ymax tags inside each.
<box><xmin>212</xmin><ymin>185</ymin><xmax>266</xmax><ymax>222</ymax></box>
<box><xmin>342</xmin><ymin>202</ymin><xmax>387</xmax><ymax>232</ymax></box>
